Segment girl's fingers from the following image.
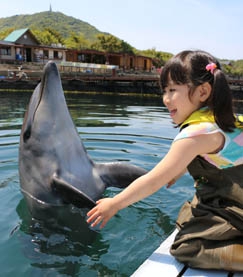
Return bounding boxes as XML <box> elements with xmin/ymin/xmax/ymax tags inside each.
<box><xmin>100</xmin><ymin>219</ymin><xmax>107</xmax><ymax>229</ymax></box>
<box><xmin>86</xmin><ymin>199</ymin><xmax>109</xmax><ymax>228</ymax></box>
<box><xmin>86</xmin><ymin>200</ymin><xmax>103</xmax><ymax>217</ymax></box>
<box><xmin>87</xmin><ymin>210</ymin><xmax>100</xmax><ymax>223</ymax></box>
<box><xmin>87</xmin><ymin>209</ymin><xmax>95</xmax><ymax>217</ymax></box>
<box><xmin>91</xmin><ymin>216</ymin><xmax>103</xmax><ymax>228</ymax></box>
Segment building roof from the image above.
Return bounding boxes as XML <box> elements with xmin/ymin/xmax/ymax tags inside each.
<box><xmin>0</xmin><ymin>40</ymin><xmax>16</xmax><ymax>46</ymax></box>
<box><xmin>4</xmin><ymin>28</ymin><xmax>29</xmax><ymax>42</ymax></box>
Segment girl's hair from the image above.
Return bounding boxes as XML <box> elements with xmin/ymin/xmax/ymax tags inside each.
<box><xmin>160</xmin><ymin>50</ymin><xmax>235</xmax><ymax>132</ymax></box>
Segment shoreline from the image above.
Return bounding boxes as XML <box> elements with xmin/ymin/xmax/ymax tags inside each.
<box><xmin>0</xmin><ymin>74</ymin><xmax>162</xmax><ymax>94</ymax></box>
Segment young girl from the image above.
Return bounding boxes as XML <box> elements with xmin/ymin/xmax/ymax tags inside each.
<box><xmin>87</xmin><ymin>50</ymin><xmax>243</xmax><ymax>271</ymax></box>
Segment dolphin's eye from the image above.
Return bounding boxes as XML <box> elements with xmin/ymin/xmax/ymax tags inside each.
<box><xmin>23</xmin><ymin>127</ymin><xmax>31</xmax><ymax>142</ymax></box>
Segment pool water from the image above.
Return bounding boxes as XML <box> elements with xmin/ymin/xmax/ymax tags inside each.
<box><xmin>0</xmin><ymin>91</ymin><xmax>194</xmax><ymax>277</ymax></box>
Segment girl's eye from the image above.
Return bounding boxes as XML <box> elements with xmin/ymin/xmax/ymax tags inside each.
<box><xmin>163</xmin><ymin>87</ymin><xmax>176</xmax><ymax>95</ymax></box>
<box><xmin>164</xmin><ymin>88</ymin><xmax>175</xmax><ymax>94</ymax></box>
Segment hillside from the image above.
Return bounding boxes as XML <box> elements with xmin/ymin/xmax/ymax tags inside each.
<box><xmin>0</xmin><ymin>11</ymin><xmax>109</xmax><ymax>41</ymax></box>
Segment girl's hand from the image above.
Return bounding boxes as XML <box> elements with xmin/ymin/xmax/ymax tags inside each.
<box><xmin>86</xmin><ymin>198</ymin><xmax>118</xmax><ymax>228</ymax></box>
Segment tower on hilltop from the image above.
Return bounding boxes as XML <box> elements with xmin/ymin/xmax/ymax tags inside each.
<box><xmin>49</xmin><ymin>4</ymin><xmax>52</xmax><ymax>12</ymax></box>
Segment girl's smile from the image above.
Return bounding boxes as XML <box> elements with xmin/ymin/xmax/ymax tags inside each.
<box><xmin>169</xmin><ymin>109</ymin><xmax>177</xmax><ymax>118</ymax></box>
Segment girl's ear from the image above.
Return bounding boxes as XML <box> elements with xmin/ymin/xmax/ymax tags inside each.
<box><xmin>199</xmin><ymin>82</ymin><xmax>211</xmax><ymax>102</ymax></box>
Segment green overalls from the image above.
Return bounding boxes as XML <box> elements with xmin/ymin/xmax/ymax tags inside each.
<box><xmin>170</xmin><ymin>110</ymin><xmax>243</xmax><ymax>271</ymax></box>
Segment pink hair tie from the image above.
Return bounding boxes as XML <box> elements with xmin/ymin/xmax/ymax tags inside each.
<box><xmin>206</xmin><ymin>62</ymin><xmax>217</xmax><ymax>74</ymax></box>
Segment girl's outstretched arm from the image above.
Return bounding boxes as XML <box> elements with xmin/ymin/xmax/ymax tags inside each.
<box><xmin>87</xmin><ymin>132</ymin><xmax>224</xmax><ymax>228</ymax></box>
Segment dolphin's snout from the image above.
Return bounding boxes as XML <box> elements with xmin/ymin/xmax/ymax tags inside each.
<box><xmin>43</xmin><ymin>61</ymin><xmax>59</xmax><ymax>79</ymax></box>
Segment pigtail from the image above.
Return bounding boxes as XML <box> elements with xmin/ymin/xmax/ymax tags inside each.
<box><xmin>210</xmin><ymin>69</ymin><xmax>235</xmax><ymax>132</ymax></box>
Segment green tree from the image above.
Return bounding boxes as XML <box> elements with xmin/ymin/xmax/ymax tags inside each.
<box><xmin>0</xmin><ymin>28</ymin><xmax>14</xmax><ymax>40</ymax></box>
<box><xmin>91</xmin><ymin>34</ymin><xmax>134</xmax><ymax>54</ymax></box>
<box><xmin>232</xmin><ymin>60</ymin><xmax>243</xmax><ymax>76</ymax></box>
<box><xmin>120</xmin><ymin>40</ymin><xmax>134</xmax><ymax>54</ymax></box>
<box><xmin>140</xmin><ymin>47</ymin><xmax>173</xmax><ymax>67</ymax></box>
<box><xmin>64</xmin><ymin>32</ymin><xmax>90</xmax><ymax>49</ymax></box>
<box><xmin>44</xmin><ymin>28</ymin><xmax>64</xmax><ymax>44</ymax></box>
<box><xmin>32</xmin><ymin>28</ymin><xmax>63</xmax><ymax>45</ymax></box>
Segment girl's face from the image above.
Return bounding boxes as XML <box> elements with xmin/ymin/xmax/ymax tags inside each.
<box><xmin>163</xmin><ymin>82</ymin><xmax>202</xmax><ymax>125</ymax></box>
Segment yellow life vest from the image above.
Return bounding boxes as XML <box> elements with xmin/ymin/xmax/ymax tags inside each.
<box><xmin>180</xmin><ymin>108</ymin><xmax>243</xmax><ymax>130</ymax></box>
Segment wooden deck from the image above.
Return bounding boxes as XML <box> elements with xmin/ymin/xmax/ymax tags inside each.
<box><xmin>132</xmin><ymin>229</ymin><xmax>243</xmax><ymax>277</ymax></box>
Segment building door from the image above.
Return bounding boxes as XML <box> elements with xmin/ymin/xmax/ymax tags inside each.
<box><xmin>25</xmin><ymin>48</ymin><xmax>32</xmax><ymax>62</ymax></box>
<box><xmin>144</xmin><ymin>59</ymin><xmax>147</xmax><ymax>70</ymax></box>
<box><xmin>130</xmin><ymin>57</ymin><xmax>134</xmax><ymax>69</ymax></box>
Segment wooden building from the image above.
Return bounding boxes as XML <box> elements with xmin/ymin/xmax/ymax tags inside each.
<box><xmin>0</xmin><ymin>28</ymin><xmax>67</xmax><ymax>63</ymax></box>
<box><xmin>66</xmin><ymin>49</ymin><xmax>153</xmax><ymax>72</ymax></box>
<box><xmin>107</xmin><ymin>52</ymin><xmax>152</xmax><ymax>71</ymax></box>
<box><xmin>66</xmin><ymin>49</ymin><xmax>106</xmax><ymax>65</ymax></box>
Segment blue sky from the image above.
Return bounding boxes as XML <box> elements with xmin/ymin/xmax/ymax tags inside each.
<box><xmin>1</xmin><ymin>0</ymin><xmax>243</xmax><ymax>60</ymax></box>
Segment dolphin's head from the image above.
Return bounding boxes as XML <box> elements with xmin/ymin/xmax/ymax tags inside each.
<box><xmin>21</xmin><ymin>62</ymin><xmax>72</xmax><ymax>143</ymax></box>
<box><xmin>19</xmin><ymin>61</ymin><xmax>99</xmax><ymax>213</ymax></box>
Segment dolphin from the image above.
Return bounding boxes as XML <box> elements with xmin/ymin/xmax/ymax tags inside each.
<box><xmin>18</xmin><ymin>61</ymin><xmax>147</xmax><ymax>218</ymax></box>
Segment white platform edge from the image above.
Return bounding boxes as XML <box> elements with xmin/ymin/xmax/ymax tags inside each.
<box><xmin>132</xmin><ymin>229</ymin><xmax>243</xmax><ymax>277</ymax></box>
<box><xmin>131</xmin><ymin>229</ymin><xmax>184</xmax><ymax>277</ymax></box>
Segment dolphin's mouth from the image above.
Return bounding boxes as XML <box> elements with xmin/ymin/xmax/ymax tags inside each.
<box><xmin>51</xmin><ymin>174</ymin><xmax>96</xmax><ymax>209</ymax></box>
<box><xmin>21</xmin><ymin>188</ymin><xmax>64</xmax><ymax>208</ymax></box>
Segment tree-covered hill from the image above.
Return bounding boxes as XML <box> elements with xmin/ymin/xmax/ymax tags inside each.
<box><xmin>0</xmin><ymin>11</ymin><xmax>108</xmax><ymax>41</ymax></box>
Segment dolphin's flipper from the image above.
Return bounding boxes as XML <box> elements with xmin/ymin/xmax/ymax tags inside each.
<box><xmin>51</xmin><ymin>175</ymin><xmax>96</xmax><ymax>208</ymax></box>
<box><xmin>95</xmin><ymin>162</ymin><xmax>148</xmax><ymax>188</ymax></box>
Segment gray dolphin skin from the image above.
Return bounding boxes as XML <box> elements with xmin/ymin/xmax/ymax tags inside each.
<box><xmin>19</xmin><ymin>61</ymin><xmax>147</xmax><ymax>217</ymax></box>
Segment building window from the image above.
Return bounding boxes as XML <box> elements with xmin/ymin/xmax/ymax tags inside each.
<box><xmin>0</xmin><ymin>47</ymin><xmax>11</xmax><ymax>56</ymax></box>
<box><xmin>78</xmin><ymin>54</ymin><xmax>85</xmax><ymax>62</ymax></box>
